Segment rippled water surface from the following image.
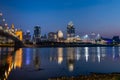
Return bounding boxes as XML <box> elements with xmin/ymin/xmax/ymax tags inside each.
<box><xmin>1</xmin><ymin>47</ymin><xmax>120</xmax><ymax>80</ymax></box>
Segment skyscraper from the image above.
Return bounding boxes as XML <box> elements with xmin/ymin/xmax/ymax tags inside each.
<box><xmin>67</xmin><ymin>21</ymin><xmax>75</xmax><ymax>38</ymax></box>
<box><xmin>23</xmin><ymin>30</ymin><xmax>31</xmax><ymax>42</ymax></box>
<box><xmin>33</xmin><ymin>26</ymin><xmax>41</xmax><ymax>43</ymax></box>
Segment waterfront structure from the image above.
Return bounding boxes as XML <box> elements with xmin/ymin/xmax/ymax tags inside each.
<box><xmin>67</xmin><ymin>21</ymin><xmax>75</xmax><ymax>38</ymax></box>
<box><xmin>41</xmin><ymin>34</ymin><xmax>47</xmax><ymax>41</ymax></box>
<box><xmin>57</xmin><ymin>30</ymin><xmax>64</xmax><ymax>42</ymax></box>
<box><xmin>112</xmin><ymin>36</ymin><xmax>120</xmax><ymax>44</ymax></box>
<box><xmin>66</xmin><ymin>21</ymin><xmax>76</xmax><ymax>42</ymax></box>
<box><xmin>0</xmin><ymin>13</ymin><xmax>10</xmax><ymax>43</ymax></box>
<box><xmin>23</xmin><ymin>30</ymin><xmax>31</xmax><ymax>42</ymax></box>
<box><xmin>9</xmin><ymin>24</ymin><xmax>16</xmax><ymax>34</ymax></box>
<box><xmin>15</xmin><ymin>29</ymin><xmax>23</xmax><ymax>41</ymax></box>
<box><xmin>33</xmin><ymin>26</ymin><xmax>41</xmax><ymax>43</ymax></box>
<box><xmin>48</xmin><ymin>32</ymin><xmax>57</xmax><ymax>42</ymax></box>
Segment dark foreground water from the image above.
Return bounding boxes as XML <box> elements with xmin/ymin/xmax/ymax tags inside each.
<box><xmin>1</xmin><ymin>47</ymin><xmax>120</xmax><ymax>80</ymax></box>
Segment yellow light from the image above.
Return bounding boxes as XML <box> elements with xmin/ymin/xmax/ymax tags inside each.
<box><xmin>15</xmin><ymin>30</ymin><xmax>23</xmax><ymax>41</ymax></box>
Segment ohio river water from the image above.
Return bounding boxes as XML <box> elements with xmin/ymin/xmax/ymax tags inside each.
<box><xmin>1</xmin><ymin>47</ymin><xmax>120</xmax><ymax>80</ymax></box>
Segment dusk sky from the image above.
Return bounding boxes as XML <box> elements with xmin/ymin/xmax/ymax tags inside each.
<box><xmin>0</xmin><ymin>0</ymin><xmax>120</xmax><ymax>38</ymax></box>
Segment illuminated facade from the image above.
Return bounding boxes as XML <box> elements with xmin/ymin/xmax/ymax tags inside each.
<box><xmin>48</xmin><ymin>32</ymin><xmax>57</xmax><ymax>41</ymax></box>
<box><xmin>57</xmin><ymin>30</ymin><xmax>64</xmax><ymax>42</ymax></box>
<box><xmin>23</xmin><ymin>30</ymin><xmax>31</xmax><ymax>42</ymax></box>
<box><xmin>33</xmin><ymin>26</ymin><xmax>41</xmax><ymax>43</ymax></box>
<box><xmin>66</xmin><ymin>21</ymin><xmax>76</xmax><ymax>42</ymax></box>
<box><xmin>67</xmin><ymin>21</ymin><xmax>75</xmax><ymax>38</ymax></box>
<box><xmin>15</xmin><ymin>30</ymin><xmax>23</xmax><ymax>41</ymax></box>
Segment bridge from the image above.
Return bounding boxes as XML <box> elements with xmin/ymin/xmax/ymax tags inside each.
<box><xmin>0</xmin><ymin>28</ymin><xmax>23</xmax><ymax>47</ymax></box>
<box><xmin>0</xmin><ymin>13</ymin><xmax>23</xmax><ymax>47</ymax></box>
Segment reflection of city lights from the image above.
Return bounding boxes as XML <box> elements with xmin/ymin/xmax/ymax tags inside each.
<box><xmin>7</xmin><ymin>55</ymin><xmax>12</xmax><ymax>64</ymax></box>
<box><xmin>33</xmin><ymin>48</ymin><xmax>41</xmax><ymax>70</ymax></box>
<box><xmin>76</xmin><ymin>48</ymin><xmax>80</xmax><ymax>61</ymax></box>
<box><xmin>58</xmin><ymin>48</ymin><xmax>63</xmax><ymax>64</ymax></box>
<box><xmin>67</xmin><ymin>48</ymin><xmax>75</xmax><ymax>72</ymax></box>
<box><xmin>101</xmin><ymin>47</ymin><xmax>106</xmax><ymax>57</ymax></box>
<box><xmin>14</xmin><ymin>48</ymin><xmax>22</xmax><ymax>68</ymax></box>
<box><xmin>119</xmin><ymin>47</ymin><xmax>120</xmax><ymax>57</ymax></box>
<box><xmin>112</xmin><ymin>47</ymin><xmax>115</xmax><ymax>59</ymax></box>
<box><xmin>69</xmin><ymin>64</ymin><xmax>74</xmax><ymax>72</ymax></box>
<box><xmin>85</xmin><ymin>47</ymin><xmax>89</xmax><ymax>62</ymax></box>
<box><xmin>26</xmin><ymin>48</ymin><xmax>30</xmax><ymax>65</ymax></box>
<box><xmin>97</xmin><ymin>47</ymin><xmax>101</xmax><ymax>62</ymax></box>
<box><xmin>4</xmin><ymin>61</ymin><xmax>14</xmax><ymax>80</ymax></box>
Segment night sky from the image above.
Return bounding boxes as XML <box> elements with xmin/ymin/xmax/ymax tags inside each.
<box><xmin>0</xmin><ymin>0</ymin><xmax>120</xmax><ymax>38</ymax></box>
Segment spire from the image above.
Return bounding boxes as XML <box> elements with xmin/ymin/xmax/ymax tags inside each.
<box><xmin>11</xmin><ymin>24</ymin><xmax>15</xmax><ymax>29</ymax></box>
<box><xmin>68</xmin><ymin>21</ymin><xmax>74</xmax><ymax>27</ymax></box>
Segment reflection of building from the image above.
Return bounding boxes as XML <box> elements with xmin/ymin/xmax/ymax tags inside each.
<box><xmin>33</xmin><ymin>48</ymin><xmax>40</xmax><ymax>70</ymax></box>
<box><xmin>14</xmin><ymin>48</ymin><xmax>23</xmax><ymax>68</ymax></box>
<box><xmin>67</xmin><ymin>48</ymin><xmax>75</xmax><ymax>72</ymax></box>
<box><xmin>57</xmin><ymin>48</ymin><xmax>63</xmax><ymax>64</ymax></box>
<box><xmin>26</xmin><ymin>48</ymin><xmax>31</xmax><ymax>65</ymax></box>
<box><xmin>33</xmin><ymin>26</ymin><xmax>41</xmax><ymax>43</ymax></box>
<box><xmin>85</xmin><ymin>47</ymin><xmax>89</xmax><ymax>62</ymax></box>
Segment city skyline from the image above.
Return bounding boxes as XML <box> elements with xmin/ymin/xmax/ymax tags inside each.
<box><xmin>0</xmin><ymin>0</ymin><xmax>120</xmax><ymax>38</ymax></box>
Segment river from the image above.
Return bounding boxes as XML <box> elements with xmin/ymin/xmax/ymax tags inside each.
<box><xmin>0</xmin><ymin>47</ymin><xmax>120</xmax><ymax>80</ymax></box>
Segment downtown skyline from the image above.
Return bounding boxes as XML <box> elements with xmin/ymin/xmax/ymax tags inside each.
<box><xmin>0</xmin><ymin>0</ymin><xmax>120</xmax><ymax>38</ymax></box>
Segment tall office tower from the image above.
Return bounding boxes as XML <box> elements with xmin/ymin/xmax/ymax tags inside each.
<box><xmin>67</xmin><ymin>21</ymin><xmax>75</xmax><ymax>38</ymax></box>
<box><xmin>33</xmin><ymin>26</ymin><xmax>41</xmax><ymax>43</ymax></box>
<box><xmin>24</xmin><ymin>30</ymin><xmax>31</xmax><ymax>42</ymax></box>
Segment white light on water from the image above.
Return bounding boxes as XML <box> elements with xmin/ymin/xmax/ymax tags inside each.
<box><xmin>85</xmin><ymin>47</ymin><xmax>89</xmax><ymax>62</ymax></box>
<box><xmin>97</xmin><ymin>47</ymin><xmax>101</xmax><ymax>62</ymax></box>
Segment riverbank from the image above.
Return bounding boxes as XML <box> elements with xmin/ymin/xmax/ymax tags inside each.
<box><xmin>0</xmin><ymin>42</ymin><xmax>118</xmax><ymax>48</ymax></box>
<box><xmin>49</xmin><ymin>73</ymin><xmax>120</xmax><ymax>80</ymax></box>
<box><xmin>23</xmin><ymin>42</ymin><xmax>116</xmax><ymax>48</ymax></box>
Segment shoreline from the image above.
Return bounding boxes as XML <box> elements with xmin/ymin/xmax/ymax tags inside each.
<box><xmin>0</xmin><ymin>43</ymin><xmax>119</xmax><ymax>48</ymax></box>
<box><xmin>49</xmin><ymin>73</ymin><xmax>120</xmax><ymax>80</ymax></box>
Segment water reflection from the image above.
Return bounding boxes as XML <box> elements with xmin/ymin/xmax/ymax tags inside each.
<box><xmin>0</xmin><ymin>48</ymin><xmax>22</xmax><ymax>80</ymax></box>
<box><xmin>49</xmin><ymin>47</ymin><xmax>120</xmax><ymax>72</ymax></box>
<box><xmin>26</xmin><ymin>48</ymin><xmax>31</xmax><ymax>65</ymax></box>
<box><xmin>57</xmin><ymin>48</ymin><xmax>63</xmax><ymax>64</ymax></box>
<box><xmin>33</xmin><ymin>48</ymin><xmax>41</xmax><ymax>70</ymax></box>
<box><xmin>23</xmin><ymin>48</ymin><xmax>41</xmax><ymax>71</ymax></box>
<box><xmin>85</xmin><ymin>47</ymin><xmax>89</xmax><ymax>62</ymax></box>
<box><xmin>97</xmin><ymin>47</ymin><xmax>101</xmax><ymax>62</ymax></box>
<box><xmin>14</xmin><ymin>48</ymin><xmax>23</xmax><ymax>69</ymax></box>
<box><xmin>2</xmin><ymin>47</ymin><xmax>120</xmax><ymax>80</ymax></box>
<box><xmin>75</xmin><ymin>47</ymin><xmax>81</xmax><ymax>61</ymax></box>
<box><xmin>67</xmin><ymin>48</ymin><xmax>75</xmax><ymax>72</ymax></box>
